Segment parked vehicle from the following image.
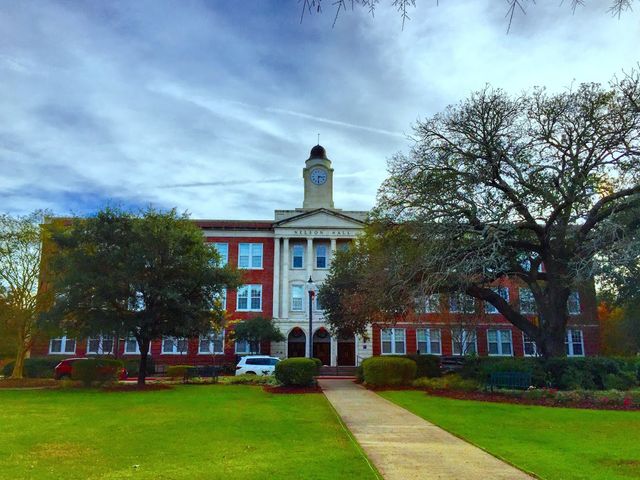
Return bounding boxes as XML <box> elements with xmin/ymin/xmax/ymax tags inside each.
<box><xmin>54</xmin><ymin>358</ymin><xmax>128</xmax><ymax>380</ymax></box>
<box><xmin>235</xmin><ymin>356</ymin><xmax>280</xmax><ymax>376</ymax></box>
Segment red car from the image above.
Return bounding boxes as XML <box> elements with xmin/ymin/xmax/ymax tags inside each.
<box><xmin>54</xmin><ymin>358</ymin><xmax>128</xmax><ymax>380</ymax></box>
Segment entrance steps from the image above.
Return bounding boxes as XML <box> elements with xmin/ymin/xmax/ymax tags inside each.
<box><xmin>318</xmin><ymin>366</ymin><xmax>358</xmax><ymax>377</ymax></box>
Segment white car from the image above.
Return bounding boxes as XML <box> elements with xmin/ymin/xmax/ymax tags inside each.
<box><xmin>235</xmin><ymin>356</ymin><xmax>280</xmax><ymax>376</ymax></box>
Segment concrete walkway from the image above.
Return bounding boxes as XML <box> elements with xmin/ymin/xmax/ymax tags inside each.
<box><xmin>319</xmin><ymin>379</ymin><xmax>533</xmax><ymax>480</ymax></box>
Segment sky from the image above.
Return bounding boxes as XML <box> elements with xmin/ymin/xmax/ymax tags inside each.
<box><xmin>1</xmin><ymin>1</ymin><xmax>638</xmax><ymax>220</ymax></box>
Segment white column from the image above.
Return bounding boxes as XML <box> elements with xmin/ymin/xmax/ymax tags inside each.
<box><xmin>272</xmin><ymin>237</ymin><xmax>280</xmax><ymax>319</ymax></box>
<box><xmin>330</xmin><ymin>335</ymin><xmax>338</xmax><ymax>367</ymax></box>
<box><xmin>330</xmin><ymin>238</ymin><xmax>337</xmax><ymax>265</ymax></box>
<box><xmin>306</xmin><ymin>237</ymin><xmax>314</xmax><ymax>281</ymax></box>
<box><xmin>282</xmin><ymin>237</ymin><xmax>289</xmax><ymax>320</ymax></box>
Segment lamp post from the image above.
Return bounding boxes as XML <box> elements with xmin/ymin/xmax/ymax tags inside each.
<box><xmin>307</xmin><ymin>276</ymin><xmax>316</xmax><ymax>358</ymax></box>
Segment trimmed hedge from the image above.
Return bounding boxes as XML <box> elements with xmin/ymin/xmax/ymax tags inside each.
<box><xmin>275</xmin><ymin>358</ymin><xmax>317</xmax><ymax>386</ymax></box>
<box><xmin>311</xmin><ymin>358</ymin><xmax>323</xmax><ymax>371</ymax></box>
<box><xmin>1</xmin><ymin>357</ymin><xmax>61</xmax><ymax>378</ymax></box>
<box><xmin>413</xmin><ymin>374</ymin><xmax>480</xmax><ymax>392</ymax></box>
<box><xmin>406</xmin><ymin>354</ymin><xmax>441</xmax><ymax>378</ymax></box>
<box><xmin>71</xmin><ymin>359</ymin><xmax>124</xmax><ymax>386</ymax></box>
<box><xmin>166</xmin><ymin>365</ymin><xmax>195</xmax><ymax>379</ymax></box>
<box><xmin>362</xmin><ymin>357</ymin><xmax>417</xmax><ymax>387</ymax></box>
<box><xmin>123</xmin><ymin>357</ymin><xmax>155</xmax><ymax>377</ymax></box>
<box><xmin>460</xmin><ymin>356</ymin><xmax>640</xmax><ymax>391</ymax></box>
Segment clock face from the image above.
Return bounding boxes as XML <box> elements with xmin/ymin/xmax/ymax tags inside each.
<box><xmin>310</xmin><ymin>167</ymin><xmax>328</xmax><ymax>185</ymax></box>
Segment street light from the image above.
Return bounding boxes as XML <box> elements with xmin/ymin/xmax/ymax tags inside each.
<box><xmin>307</xmin><ymin>276</ymin><xmax>316</xmax><ymax>358</ymax></box>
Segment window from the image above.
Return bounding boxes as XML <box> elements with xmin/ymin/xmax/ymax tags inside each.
<box><xmin>519</xmin><ymin>288</ymin><xmax>537</xmax><ymax>314</ymax></box>
<box><xmin>246</xmin><ymin>357</ymin><xmax>278</xmax><ymax>366</ymax></box>
<box><xmin>238</xmin><ymin>243</ymin><xmax>263</xmax><ymax>269</ymax></box>
<box><xmin>212</xmin><ymin>243</ymin><xmax>228</xmax><ymax>266</ymax></box>
<box><xmin>416</xmin><ymin>328</ymin><xmax>441</xmax><ymax>355</ymax></box>
<box><xmin>161</xmin><ymin>337</ymin><xmax>188</xmax><ymax>355</ymax></box>
<box><xmin>235</xmin><ymin>339</ymin><xmax>260</xmax><ymax>354</ymax></box>
<box><xmin>86</xmin><ymin>335</ymin><xmax>114</xmax><ymax>355</ymax></box>
<box><xmin>416</xmin><ymin>294</ymin><xmax>440</xmax><ymax>314</ymax></box>
<box><xmin>449</xmin><ymin>293</ymin><xmax>475</xmax><ymax>313</ymax></box>
<box><xmin>487</xmin><ymin>329</ymin><xmax>513</xmax><ymax>356</ymax></box>
<box><xmin>292</xmin><ymin>244</ymin><xmax>304</xmax><ymax>269</ymax></box>
<box><xmin>519</xmin><ymin>253</ymin><xmax>543</xmax><ymax>273</ymax></box>
<box><xmin>124</xmin><ymin>338</ymin><xmax>152</xmax><ymax>355</ymax></box>
<box><xmin>381</xmin><ymin>328</ymin><xmax>406</xmax><ymax>354</ymax></box>
<box><xmin>49</xmin><ymin>336</ymin><xmax>76</xmax><ymax>355</ymax></box>
<box><xmin>291</xmin><ymin>284</ymin><xmax>304</xmax><ymax>312</ymax></box>
<box><xmin>451</xmin><ymin>328</ymin><xmax>477</xmax><ymax>355</ymax></box>
<box><xmin>199</xmin><ymin>330</ymin><xmax>225</xmax><ymax>354</ymax></box>
<box><xmin>237</xmin><ymin>285</ymin><xmax>262</xmax><ymax>312</ymax></box>
<box><xmin>316</xmin><ymin>245</ymin><xmax>328</xmax><ymax>269</ymax></box>
<box><xmin>523</xmin><ymin>334</ymin><xmax>538</xmax><ymax>357</ymax></box>
<box><xmin>314</xmin><ymin>292</ymin><xmax>323</xmax><ymax>311</ymax></box>
<box><xmin>567</xmin><ymin>291</ymin><xmax>581</xmax><ymax>315</ymax></box>
<box><xmin>214</xmin><ymin>288</ymin><xmax>227</xmax><ymax>311</ymax></box>
<box><xmin>485</xmin><ymin>287</ymin><xmax>509</xmax><ymax>314</ymax></box>
<box><xmin>566</xmin><ymin>329</ymin><xmax>584</xmax><ymax>356</ymax></box>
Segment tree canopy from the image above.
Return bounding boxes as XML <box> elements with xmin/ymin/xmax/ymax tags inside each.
<box><xmin>320</xmin><ymin>71</ymin><xmax>640</xmax><ymax>357</ymax></box>
<box><xmin>42</xmin><ymin>207</ymin><xmax>240</xmax><ymax>384</ymax></box>
<box><xmin>231</xmin><ymin>317</ymin><xmax>285</xmax><ymax>355</ymax></box>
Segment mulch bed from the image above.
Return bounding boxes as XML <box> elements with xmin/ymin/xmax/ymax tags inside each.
<box><xmin>263</xmin><ymin>385</ymin><xmax>323</xmax><ymax>394</ymax></box>
<box><xmin>0</xmin><ymin>378</ymin><xmax>59</xmax><ymax>389</ymax></box>
<box><xmin>424</xmin><ymin>389</ymin><xmax>640</xmax><ymax>411</ymax></box>
<box><xmin>102</xmin><ymin>383</ymin><xmax>174</xmax><ymax>392</ymax></box>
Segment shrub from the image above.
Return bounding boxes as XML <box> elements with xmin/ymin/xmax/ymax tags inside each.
<box><xmin>413</xmin><ymin>374</ymin><xmax>480</xmax><ymax>392</ymax></box>
<box><xmin>123</xmin><ymin>357</ymin><xmax>155</xmax><ymax>377</ymax></box>
<box><xmin>603</xmin><ymin>371</ymin><xmax>637</xmax><ymax>391</ymax></box>
<box><xmin>221</xmin><ymin>374</ymin><xmax>275</xmax><ymax>385</ymax></box>
<box><xmin>461</xmin><ymin>357</ymin><xmax>546</xmax><ymax>386</ymax></box>
<box><xmin>275</xmin><ymin>358</ymin><xmax>317</xmax><ymax>386</ymax></box>
<box><xmin>166</xmin><ymin>365</ymin><xmax>195</xmax><ymax>379</ymax></box>
<box><xmin>405</xmin><ymin>354</ymin><xmax>441</xmax><ymax>378</ymax></box>
<box><xmin>355</xmin><ymin>365</ymin><xmax>364</xmax><ymax>383</ymax></box>
<box><xmin>71</xmin><ymin>359</ymin><xmax>124</xmax><ymax>387</ymax></box>
<box><xmin>362</xmin><ymin>357</ymin><xmax>416</xmax><ymax>387</ymax></box>
<box><xmin>2</xmin><ymin>357</ymin><xmax>62</xmax><ymax>378</ymax></box>
<box><xmin>311</xmin><ymin>358</ymin><xmax>323</xmax><ymax>373</ymax></box>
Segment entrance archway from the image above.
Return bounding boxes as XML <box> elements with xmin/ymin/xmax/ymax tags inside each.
<box><xmin>287</xmin><ymin>327</ymin><xmax>306</xmax><ymax>358</ymax></box>
<box><xmin>337</xmin><ymin>334</ymin><xmax>356</xmax><ymax>366</ymax></box>
<box><xmin>313</xmin><ymin>328</ymin><xmax>331</xmax><ymax>366</ymax></box>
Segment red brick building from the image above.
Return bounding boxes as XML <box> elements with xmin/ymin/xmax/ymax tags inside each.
<box><xmin>31</xmin><ymin>145</ymin><xmax>600</xmax><ymax>369</ymax></box>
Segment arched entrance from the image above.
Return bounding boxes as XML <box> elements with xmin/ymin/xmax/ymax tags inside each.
<box><xmin>313</xmin><ymin>328</ymin><xmax>331</xmax><ymax>366</ymax></box>
<box><xmin>287</xmin><ymin>327</ymin><xmax>306</xmax><ymax>358</ymax></box>
<box><xmin>337</xmin><ymin>334</ymin><xmax>356</xmax><ymax>366</ymax></box>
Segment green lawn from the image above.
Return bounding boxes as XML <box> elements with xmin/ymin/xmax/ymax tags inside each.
<box><xmin>380</xmin><ymin>390</ymin><xmax>640</xmax><ymax>480</ymax></box>
<box><xmin>0</xmin><ymin>385</ymin><xmax>378</xmax><ymax>480</ymax></box>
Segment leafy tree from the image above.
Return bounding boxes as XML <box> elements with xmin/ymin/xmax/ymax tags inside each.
<box><xmin>231</xmin><ymin>317</ymin><xmax>285</xmax><ymax>355</ymax></box>
<box><xmin>320</xmin><ymin>71</ymin><xmax>640</xmax><ymax>357</ymax></box>
<box><xmin>42</xmin><ymin>207</ymin><xmax>240</xmax><ymax>385</ymax></box>
<box><xmin>0</xmin><ymin>211</ymin><xmax>47</xmax><ymax>378</ymax></box>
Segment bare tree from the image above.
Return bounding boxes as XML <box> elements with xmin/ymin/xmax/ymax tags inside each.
<box><xmin>0</xmin><ymin>211</ymin><xmax>47</xmax><ymax>379</ymax></box>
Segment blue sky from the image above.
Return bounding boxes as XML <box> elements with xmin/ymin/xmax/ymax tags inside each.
<box><xmin>1</xmin><ymin>1</ymin><xmax>638</xmax><ymax>219</ymax></box>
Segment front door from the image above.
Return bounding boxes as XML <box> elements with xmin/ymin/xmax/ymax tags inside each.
<box><xmin>288</xmin><ymin>341</ymin><xmax>306</xmax><ymax>358</ymax></box>
<box><xmin>313</xmin><ymin>343</ymin><xmax>331</xmax><ymax>366</ymax></box>
<box><xmin>337</xmin><ymin>341</ymin><xmax>356</xmax><ymax>366</ymax></box>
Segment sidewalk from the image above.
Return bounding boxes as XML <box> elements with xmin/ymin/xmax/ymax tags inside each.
<box><xmin>318</xmin><ymin>379</ymin><xmax>533</xmax><ymax>480</ymax></box>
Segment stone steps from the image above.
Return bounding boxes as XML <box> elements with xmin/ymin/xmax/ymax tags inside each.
<box><xmin>319</xmin><ymin>366</ymin><xmax>358</xmax><ymax>377</ymax></box>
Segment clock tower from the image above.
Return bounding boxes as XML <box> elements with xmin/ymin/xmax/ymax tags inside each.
<box><xmin>302</xmin><ymin>145</ymin><xmax>335</xmax><ymax>209</ymax></box>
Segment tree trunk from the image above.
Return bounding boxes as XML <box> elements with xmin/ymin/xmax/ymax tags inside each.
<box><xmin>10</xmin><ymin>342</ymin><xmax>26</xmax><ymax>379</ymax></box>
<box><xmin>138</xmin><ymin>339</ymin><xmax>149</xmax><ymax>386</ymax></box>
<box><xmin>536</xmin><ymin>285</ymin><xmax>570</xmax><ymax>358</ymax></box>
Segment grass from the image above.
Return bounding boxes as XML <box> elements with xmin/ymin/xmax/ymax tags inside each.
<box><xmin>0</xmin><ymin>385</ymin><xmax>378</xmax><ymax>480</ymax></box>
<box><xmin>379</xmin><ymin>390</ymin><xmax>640</xmax><ymax>480</ymax></box>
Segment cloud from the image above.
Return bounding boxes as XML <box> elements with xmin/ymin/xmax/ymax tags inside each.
<box><xmin>0</xmin><ymin>1</ymin><xmax>638</xmax><ymax>220</ymax></box>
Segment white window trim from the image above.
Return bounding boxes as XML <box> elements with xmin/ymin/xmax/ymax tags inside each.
<box><xmin>234</xmin><ymin>339</ymin><xmax>260</xmax><ymax>354</ymax></box>
<box><xmin>198</xmin><ymin>330</ymin><xmax>225</xmax><ymax>355</ymax></box>
<box><xmin>86</xmin><ymin>335</ymin><xmax>115</xmax><ymax>355</ymax></box>
<box><xmin>161</xmin><ymin>336</ymin><xmax>188</xmax><ymax>355</ymax></box>
<box><xmin>49</xmin><ymin>336</ymin><xmax>76</xmax><ymax>355</ymax></box>
<box><xmin>519</xmin><ymin>288</ymin><xmax>537</xmax><ymax>315</ymax></box>
<box><xmin>449</xmin><ymin>293</ymin><xmax>475</xmax><ymax>314</ymax></box>
<box><xmin>522</xmin><ymin>334</ymin><xmax>539</xmax><ymax>357</ymax></box>
<box><xmin>567</xmin><ymin>291</ymin><xmax>581</xmax><ymax>315</ymax></box>
<box><xmin>485</xmin><ymin>287</ymin><xmax>509</xmax><ymax>314</ymax></box>
<box><xmin>416</xmin><ymin>328</ymin><xmax>442</xmax><ymax>355</ymax></box>
<box><xmin>315</xmin><ymin>244</ymin><xmax>329</xmax><ymax>269</ymax></box>
<box><xmin>291</xmin><ymin>244</ymin><xmax>305</xmax><ymax>269</ymax></box>
<box><xmin>380</xmin><ymin>328</ymin><xmax>406</xmax><ymax>355</ymax></box>
<box><xmin>566</xmin><ymin>329</ymin><xmax>585</xmax><ymax>357</ymax></box>
<box><xmin>238</xmin><ymin>243</ymin><xmax>263</xmax><ymax>270</ymax></box>
<box><xmin>487</xmin><ymin>329</ymin><xmax>514</xmax><ymax>356</ymax></box>
<box><xmin>291</xmin><ymin>284</ymin><xmax>305</xmax><ymax>312</ymax></box>
<box><xmin>236</xmin><ymin>284</ymin><xmax>263</xmax><ymax>312</ymax></box>
<box><xmin>123</xmin><ymin>338</ymin><xmax>152</xmax><ymax>355</ymax></box>
<box><xmin>214</xmin><ymin>288</ymin><xmax>227</xmax><ymax>311</ymax></box>
<box><xmin>451</xmin><ymin>329</ymin><xmax>478</xmax><ymax>356</ymax></box>
<box><xmin>213</xmin><ymin>242</ymin><xmax>229</xmax><ymax>266</ymax></box>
